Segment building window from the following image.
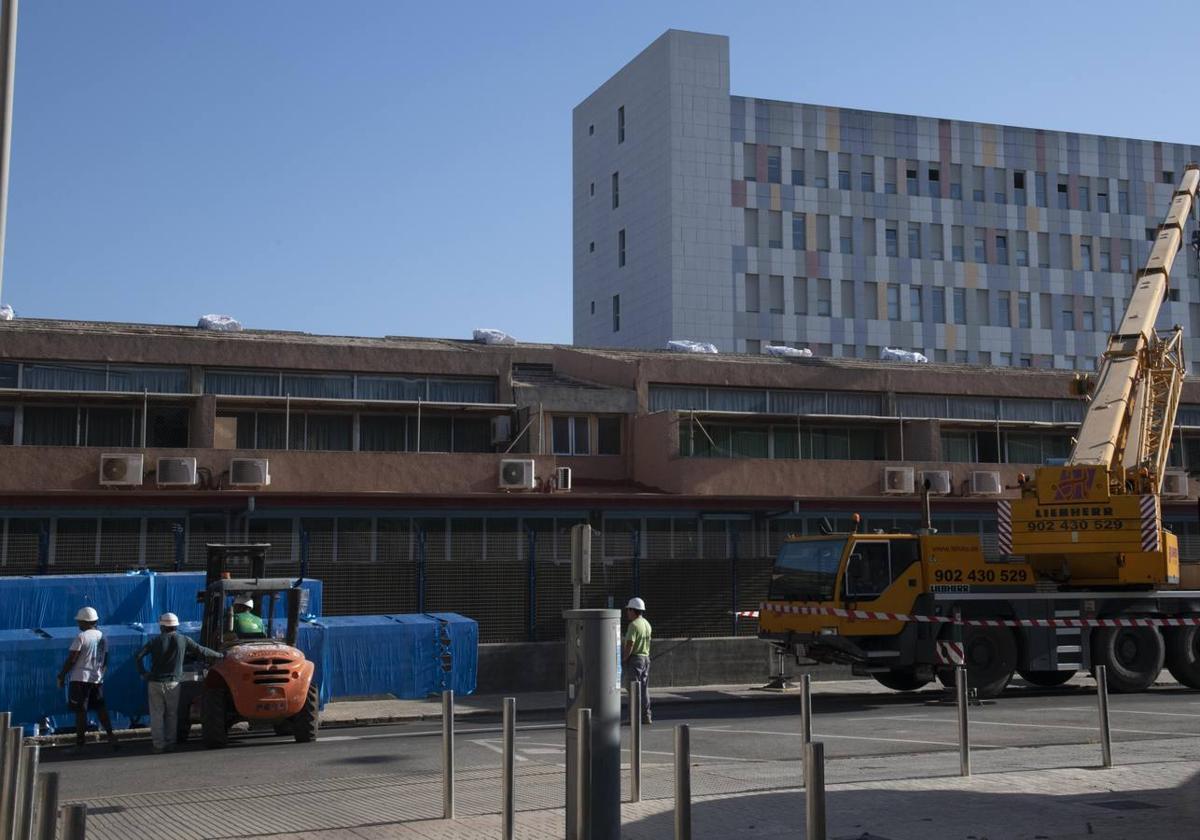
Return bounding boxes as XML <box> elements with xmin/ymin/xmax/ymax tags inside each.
<box><xmin>863</xmin><ymin>218</ymin><xmax>876</xmax><ymax>256</ymax></box>
<box><xmin>929</xmin><ymin>224</ymin><xmax>944</xmax><ymax>260</ymax></box>
<box><xmin>1013</xmin><ymin>171</ymin><xmax>1026</xmax><ymax>205</ymax></box>
<box><xmin>860</xmin><ymin>155</ymin><xmax>874</xmax><ymax>192</ymax></box>
<box><xmin>745</xmin><ymin>274</ymin><xmax>760</xmax><ymax>313</ymax></box>
<box><xmin>1015</xmin><ymin>231</ymin><xmax>1029</xmax><ymax>267</ymax></box>
<box><xmin>1102</xmin><ymin>299</ymin><xmax>1114</xmax><ymax>331</ymax></box>
<box><xmin>931</xmin><ymin>287</ymin><xmax>945</xmax><ymax>322</ymax></box>
<box><xmin>951</xmin><ymin>225</ymin><xmax>964</xmax><ymax>261</ymax></box>
<box><xmin>767</xmin><ymin>146</ymin><xmax>782</xmax><ymax>184</ymax></box>
<box><xmin>1099</xmin><ymin>241</ymin><xmax>1111</xmax><ymax>271</ymax></box>
<box><xmin>1018</xmin><ymin>292</ymin><xmax>1031</xmax><ymax>328</ymax></box>
<box><xmin>1035</xmin><ymin>172</ymin><xmax>1047</xmax><ymax>207</ymax></box>
<box><xmin>590</xmin><ymin>300</ymin><xmax>595</xmax><ymax>315</ymax></box>
<box><xmin>612</xmin><ymin>295</ymin><xmax>620</xmax><ymax>332</ymax></box>
<box><xmin>794</xmin><ymin>277</ymin><xmax>808</xmax><ymax>315</ymax></box>
<box><xmin>769</xmin><ymin>211</ymin><xmax>783</xmax><ymax>249</ymax></box>
<box><xmin>838</xmin><ymin>153</ymin><xmax>851</xmax><ymax>190</ymax></box>
<box><xmin>884</xmin><ymin>157</ymin><xmax>897</xmax><ymax>194</ymax></box>
<box><xmin>1079</xmin><ymin>182</ymin><xmax>1090</xmax><ymax>211</ymax></box>
<box><xmin>992</xmin><ymin>167</ymin><xmax>1006</xmax><ymax>204</ymax></box>
<box><xmin>950</xmin><ymin>164</ymin><xmax>962</xmax><ymax>200</ymax></box>
<box><xmin>1082</xmin><ymin>303</ymin><xmax>1095</xmax><ymax>331</ymax></box>
<box><xmin>1061</xmin><ymin>308</ymin><xmax>1074</xmax><ymax>331</ymax></box>
<box><xmin>588</xmin><ymin>241</ymin><xmax>594</xmax><ymax>253</ymax></box>
<box><xmin>995</xmin><ymin>233</ymin><xmax>1008</xmax><ymax>265</ymax></box>
<box><xmin>908</xmin><ymin>223</ymin><xmax>921</xmax><ymax>258</ymax></box>
<box><xmin>813</xmin><ymin>150</ymin><xmax>829</xmax><ymax>188</ymax></box>
<box><xmin>1097</xmin><ymin>183</ymin><xmax>1109</xmax><ymax>213</ymax></box>
<box><xmin>792</xmin><ymin>213</ymin><xmax>806</xmax><ymax>250</ymax></box>
<box><xmin>864</xmin><ymin>282</ymin><xmax>879</xmax><ymax>319</ymax></box>
<box><xmin>617</xmin><ymin>106</ymin><xmax>625</xmax><ymax>143</ymax></box>
<box><xmin>1118</xmin><ymin>181</ymin><xmax>1130</xmax><ymax>214</ymax></box>
<box><xmin>886</xmin><ymin>284</ymin><xmax>900</xmax><ymax>320</ymax></box>
<box><xmin>909</xmin><ymin>286</ymin><xmax>923</xmax><ymax>319</ymax></box>
<box><xmin>618</xmin><ymin>228</ymin><xmax>626</xmax><ymax>266</ymax></box>
<box><xmin>1057</xmin><ymin>179</ymin><xmax>1069</xmax><ymax>209</ymax></box>
<box><xmin>839</xmin><ymin>216</ymin><xmax>853</xmax><ymax>254</ymax></box>
<box><xmin>596</xmin><ymin>416</ymin><xmax>621</xmax><ymax>455</ymax></box>
<box><xmin>928</xmin><ymin>166</ymin><xmax>941</xmax><ymax>198</ymax></box>
<box><xmin>744</xmin><ymin>209</ymin><xmax>758</xmax><ymax>247</ymax></box>
<box><xmin>885</xmin><ymin>224</ymin><xmax>898</xmax><ymax>257</ymax></box>
<box><xmin>790</xmin><ymin>147</ymin><xmax>804</xmax><ymax>185</ymax></box>
<box><xmin>997</xmin><ymin>291</ymin><xmax>1012</xmax><ymax>327</ymax></box>
<box><xmin>743</xmin><ymin>143</ymin><xmax>758</xmax><ymax>181</ymax></box>
<box><xmin>552</xmin><ymin>416</ymin><xmax>591</xmax><ymax>455</ymax></box>
<box><xmin>1039</xmin><ymin>293</ymin><xmax>1052</xmax><ymax>328</ymax></box>
<box><xmin>973</xmin><ymin>232</ymin><xmax>986</xmax><ymax>263</ymax></box>
<box><xmin>972</xmin><ymin>166</ymin><xmax>985</xmax><ymax>202</ymax></box>
<box><xmin>0</xmin><ymin>406</ymin><xmax>12</xmax><ymax>445</ymax></box>
<box><xmin>588</xmin><ymin>124</ymin><xmax>594</xmax><ymax>136</ymax></box>
<box><xmin>1120</xmin><ymin>240</ymin><xmax>1132</xmax><ymax>272</ymax></box>
<box><xmin>906</xmin><ymin>166</ymin><xmax>918</xmax><ymax>196</ymax></box>
<box><xmin>589</xmin><ymin>182</ymin><xmax>594</xmax><ymax>197</ymax></box>
<box><xmin>611</xmin><ymin>172</ymin><xmax>619</xmax><ymax>209</ymax></box>
<box><xmin>769</xmin><ymin>275</ymin><xmax>784</xmax><ymax>313</ymax></box>
<box><xmin>816</xmin><ymin>278</ymin><xmax>832</xmax><ymax>316</ymax></box>
<box><xmin>816</xmin><ymin>214</ymin><xmax>831</xmax><ymax>252</ymax></box>
<box><xmin>1080</xmin><ymin>239</ymin><xmax>1092</xmax><ymax>270</ymax></box>
<box><xmin>841</xmin><ymin>280</ymin><xmax>855</xmax><ymax>318</ymax></box>
<box><xmin>953</xmin><ymin>288</ymin><xmax>966</xmax><ymax>324</ymax></box>
<box><xmin>745</xmin><ymin>339</ymin><xmax>761</xmax><ymax>355</ymax></box>
<box><xmin>1163</xmin><ymin>170</ymin><xmax>1175</xmax><ymax>185</ymax></box>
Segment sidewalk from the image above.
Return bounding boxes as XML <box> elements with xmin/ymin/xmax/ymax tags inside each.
<box><xmin>74</xmin><ymin>733</ymin><xmax>1200</xmax><ymax>839</ymax></box>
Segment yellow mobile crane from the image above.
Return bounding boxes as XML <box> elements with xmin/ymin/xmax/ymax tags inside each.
<box><xmin>760</xmin><ymin>166</ymin><xmax>1200</xmax><ymax>697</ymax></box>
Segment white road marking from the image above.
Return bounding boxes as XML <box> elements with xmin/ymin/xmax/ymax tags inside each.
<box><xmin>319</xmin><ymin>723</ymin><xmax>562</xmax><ymax>742</ymax></box>
<box><xmin>1055</xmin><ymin>706</ymin><xmax>1200</xmax><ymax>719</ymax></box>
<box><xmin>470</xmin><ymin>739</ymin><xmax>529</xmax><ymax>761</ymax></box>
<box><xmin>692</xmin><ymin>726</ymin><xmax>982</xmax><ymax>749</ymax></box>
<box><xmin>876</xmin><ymin>714</ymin><xmax>1179</xmax><ymax>737</ymax></box>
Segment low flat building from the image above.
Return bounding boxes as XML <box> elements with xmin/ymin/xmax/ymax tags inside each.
<box><xmin>2</xmin><ymin>318</ymin><xmax>1199</xmax><ymax>643</ymax></box>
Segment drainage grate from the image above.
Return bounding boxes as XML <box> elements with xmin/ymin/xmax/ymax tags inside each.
<box><xmin>86</xmin><ymin>806</ymin><xmax>127</xmax><ymax>816</ymax></box>
<box><xmin>1090</xmin><ymin>799</ymin><xmax>1161</xmax><ymax>811</ymax></box>
<box><xmin>834</xmin><ymin>834</ymin><xmax>898</xmax><ymax>840</ymax></box>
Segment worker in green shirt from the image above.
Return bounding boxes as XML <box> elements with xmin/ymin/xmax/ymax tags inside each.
<box><xmin>622</xmin><ymin>597</ymin><xmax>652</xmax><ymax>725</ymax></box>
<box><xmin>232</xmin><ymin>595</ymin><xmax>266</xmax><ymax>638</ymax></box>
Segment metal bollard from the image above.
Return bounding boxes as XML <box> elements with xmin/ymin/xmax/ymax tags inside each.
<box><xmin>1096</xmin><ymin>664</ymin><xmax>1112</xmax><ymax>768</ymax></box>
<box><xmin>955</xmin><ymin>666</ymin><xmax>970</xmax><ymax>777</ymax></box>
<box><xmin>576</xmin><ymin>707</ymin><xmax>592</xmax><ymax>840</ymax></box>
<box><xmin>800</xmin><ymin>672</ymin><xmax>813</xmax><ymax>787</ymax></box>
<box><xmin>1</xmin><ymin>726</ymin><xmax>22</xmax><ymax>840</ymax></box>
<box><xmin>0</xmin><ymin>718</ymin><xmax>9</xmax><ymax>834</ymax></box>
<box><xmin>501</xmin><ymin>697</ymin><xmax>515</xmax><ymax>840</ymax></box>
<box><xmin>804</xmin><ymin>741</ymin><xmax>826</xmax><ymax>840</ymax></box>
<box><xmin>14</xmin><ymin>743</ymin><xmax>38</xmax><ymax>840</ymax></box>
<box><xmin>442</xmin><ymin>689</ymin><xmax>455</xmax><ymax>820</ymax></box>
<box><xmin>33</xmin><ymin>772</ymin><xmax>58</xmax><ymax>840</ymax></box>
<box><xmin>630</xmin><ymin>682</ymin><xmax>642</xmax><ymax>803</ymax></box>
<box><xmin>674</xmin><ymin>724</ymin><xmax>691</xmax><ymax>840</ymax></box>
<box><xmin>59</xmin><ymin>803</ymin><xmax>86</xmax><ymax>840</ymax></box>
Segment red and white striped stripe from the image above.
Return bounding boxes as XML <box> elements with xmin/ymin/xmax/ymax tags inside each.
<box><xmin>756</xmin><ymin>601</ymin><xmax>1200</xmax><ymax>628</ymax></box>
<box><xmin>935</xmin><ymin>640</ymin><xmax>965</xmax><ymax>666</ymax></box>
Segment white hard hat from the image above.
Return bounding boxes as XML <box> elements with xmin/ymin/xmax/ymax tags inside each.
<box><xmin>626</xmin><ymin>597</ymin><xmax>646</xmax><ymax>612</ymax></box>
<box><xmin>158</xmin><ymin>612</ymin><xmax>180</xmax><ymax>628</ymax></box>
<box><xmin>234</xmin><ymin>595</ymin><xmax>254</xmax><ymax>609</ymax></box>
<box><xmin>75</xmin><ymin>606</ymin><xmax>99</xmax><ymax>623</ymax></box>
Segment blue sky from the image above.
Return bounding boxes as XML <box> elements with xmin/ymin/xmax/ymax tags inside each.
<box><xmin>2</xmin><ymin>1</ymin><xmax>1196</xmax><ymax>343</ymax></box>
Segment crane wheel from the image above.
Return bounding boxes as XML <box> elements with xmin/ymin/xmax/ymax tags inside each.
<box><xmin>872</xmin><ymin>669</ymin><xmax>931</xmax><ymax>692</ymax></box>
<box><xmin>291</xmin><ymin>683</ymin><xmax>320</xmax><ymax>743</ymax></box>
<box><xmin>201</xmin><ymin>685</ymin><xmax>230</xmax><ymax>749</ymax></box>
<box><xmin>1164</xmin><ymin>626</ymin><xmax>1200</xmax><ymax>689</ymax></box>
<box><xmin>1017</xmin><ymin>669</ymin><xmax>1076</xmax><ymax>688</ymax></box>
<box><xmin>1091</xmin><ymin>627</ymin><xmax>1164</xmax><ymax>692</ymax></box>
<box><xmin>962</xmin><ymin>626</ymin><xmax>1018</xmax><ymax>699</ymax></box>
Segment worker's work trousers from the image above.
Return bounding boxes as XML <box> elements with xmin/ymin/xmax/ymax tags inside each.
<box><xmin>625</xmin><ymin>654</ymin><xmax>651</xmax><ymax>723</ymax></box>
<box><xmin>146</xmin><ymin>680</ymin><xmax>181</xmax><ymax>751</ymax></box>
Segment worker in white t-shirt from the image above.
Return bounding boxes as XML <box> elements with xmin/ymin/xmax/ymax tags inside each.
<box><xmin>55</xmin><ymin>607</ymin><xmax>119</xmax><ymax>751</ymax></box>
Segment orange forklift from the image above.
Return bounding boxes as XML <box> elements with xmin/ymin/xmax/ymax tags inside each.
<box><xmin>187</xmin><ymin>544</ymin><xmax>320</xmax><ymax>747</ymax></box>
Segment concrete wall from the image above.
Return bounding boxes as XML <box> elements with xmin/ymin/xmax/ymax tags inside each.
<box><xmin>476</xmin><ymin>635</ymin><xmax>854</xmax><ymax>693</ymax></box>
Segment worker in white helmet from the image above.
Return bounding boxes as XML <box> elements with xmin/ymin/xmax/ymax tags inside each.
<box><xmin>133</xmin><ymin>612</ymin><xmax>221</xmax><ymax>753</ymax></box>
<box><xmin>56</xmin><ymin>606</ymin><xmax>119</xmax><ymax>751</ymax></box>
<box><xmin>232</xmin><ymin>594</ymin><xmax>265</xmax><ymax>639</ymax></box>
<box><xmin>622</xmin><ymin>597</ymin><xmax>652</xmax><ymax>725</ymax></box>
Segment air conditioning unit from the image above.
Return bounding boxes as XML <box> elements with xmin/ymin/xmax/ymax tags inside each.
<box><xmin>970</xmin><ymin>470</ymin><xmax>1003</xmax><ymax>496</ymax></box>
<box><xmin>499</xmin><ymin>458</ymin><xmax>535</xmax><ymax>490</ymax></box>
<box><xmin>490</xmin><ymin>415</ymin><xmax>513</xmax><ymax>445</ymax></box>
<box><xmin>1163</xmin><ymin>470</ymin><xmax>1188</xmax><ymax>498</ymax></box>
<box><xmin>229</xmin><ymin>458</ymin><xmax>271</xmax><ymax>487</ymax></box>
<box><xmin>918</xmin><ymin>470</ymin><xmax>951</xmax><ymax>495</ymax></box>
<box><xmin>555</xmin><ymin>466</ymin><xmax>572</xmax><ymax>491</ymax></box>
<box><xmin>156</xmin><ymin>457</ymin><xmax>198</xmax><ymax>487</ymax></box>
<box><xmin>99</xmin><ymin>454</ymin><xmax>144</xmax><ymax>487</ymax></box>
<box><xmin>882</xmin><ymin>466</ymin><xmax>915</xmax><ymax>495</ymax></box>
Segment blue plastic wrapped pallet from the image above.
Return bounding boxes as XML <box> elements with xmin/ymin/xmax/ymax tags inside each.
<box><xmin>0</xmin><ymin>571</ymin><xmax>322</xmax><ymax>630</ymax></box>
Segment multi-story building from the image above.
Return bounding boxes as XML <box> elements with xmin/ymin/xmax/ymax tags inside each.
<box><xmin>4</xmin><ymin>318</ymin><xmax>1200</xmax><ymax>649</ymax></box>
<box><xmin>574</xmin><ymin>29</ymin><xmax>1200</xmax><ymax>370</ymax></box>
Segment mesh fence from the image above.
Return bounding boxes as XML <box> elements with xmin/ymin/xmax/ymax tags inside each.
<box><xmin>0</xmin><ymin>510</ymin><xmax>1063</xmax><ymax>642</ymax></box>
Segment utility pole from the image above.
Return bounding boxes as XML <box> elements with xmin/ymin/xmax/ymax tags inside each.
<box><xmin>0</xmin><ymin>0</ymin><xmax>18</xmax><ymax>308</ymax></box>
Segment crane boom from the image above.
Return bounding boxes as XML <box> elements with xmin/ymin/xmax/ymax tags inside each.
<box><xmin>1002</xmin><ymin>164</ymin><xmax>1198</xmax><ymax>587</ymax></box>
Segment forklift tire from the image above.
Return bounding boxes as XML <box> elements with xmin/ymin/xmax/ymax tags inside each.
<box><xmin>962</xmin><ymin>626</ymin><xmax>1018</xmax><ymax>699</ymax></box>
<box><xmin>1164</xmin><ymin>626</ymin><xmax>1200</xmax><ymax>689</ymax></box>
<box><xmin>201</xmin><ymin>686</ymin><xmax>230</xmax><ymax>749</ymax></box>
<box><xmin>872</xmin><ymin>669</ymin><xmax>931</xmax><ymax>692</ymax></box>
<box><xmin>272</xmin><ymin>720</ymin><xmax>294</xmax><ymax>737</ymax></box>
<box><xmin>291</xmin><ymin>683</ymin><xmax>320</xmax><ymax>743</ymax></box>
<box><xmin>1091</xmin><ymin>626</ymin><xmax>1164</xmax><ymax>693</ymax></box>
<box><xmin>1017</xmin><ymin>669</ymin><xmax>1076</xmax><ymax>688</ymax></box>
